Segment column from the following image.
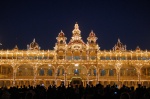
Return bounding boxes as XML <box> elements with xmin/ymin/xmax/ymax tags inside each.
<box><xmin>87</xmin><ymin>51</ymin><xmax>89</xmax><ymax>60</ymax></box>
<box><xmin>13</xmin><ymin>67</ymin><xmax>17</xmax><ymax>87</ymax></box>
<box><xmin>87</xmin><ymin>73</ymin><xmax>89</xmax><ymax>85</ymax></box>
<box><xmin>137</xmin><ymin>72</ymin><xmax>141</xmax><ymax>84</ymax></box>
<box><xmin>115</xmin><ymin>63</ymin><xmax>122</xmax><ymax>88</ymax></box>
<box><xmin>146</xmin><ymin>68</ymin><xmax>147</xmax><ymax>76</ymax></box>
<box><xmin>64</xmin><ymin>72</ymin><xmax>67</xmax><ymax>86</ymax></box>
<box><xmin>135</xmin><ymin>63</ymin><xmax>142</xmax><ymax>85</ymax></box>
<box><xmin>72</xmin><ymin>51</ymin><xmax>73</xmax><ymax>60</ymax></box>
<box><xmin>0</xmin><ymin>65</ymin><xmax>2</xmax><ymax>74</ymax></box>
<box><xmin>33</xmin><ymin>66</ymin><xmax>38</xmax><ymax>87</ymax></box>
<box><xmin>55</xmin><ymin>72</ymin><xmax>57</xmax><ymax>86</ymax></box>
<box><xmin>97</xmin><ymin>69</ymin><xmax>100</xmax><ymax>82</ymax></box>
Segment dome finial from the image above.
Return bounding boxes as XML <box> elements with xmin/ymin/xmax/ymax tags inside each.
<box><xmin>74</xmin><ymin>22</ymin><xmax>79</xmax><ymax>29</ymax></box>
<box><xmin>118</xmin><ymin>38</ymin><xmax>120</xmax><ymax>42</ymax></box>
<box><xmin>61</xmin><ymin>30</ymin><xmax>63</xmax><ymax>32</ymax></box>
<box><xmin>33</xmin><ymin>38</ymin><xmax>35</xmax><ymax>42</ymax></box>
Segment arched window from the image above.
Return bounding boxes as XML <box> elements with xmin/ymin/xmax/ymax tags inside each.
<box><xmin>57</xmin><ymin>69</ymin><xmax>60</xmax><ymax>76</ymax></box>
<box><xmin>74</xmin><ymin>69</ymin><xmax>79</xmax><ymax>75</ymax></box>
<box><xmin>94</xmin><ymin>69</ymin><xmax>96</xmax><ymax>76</ymax></box>
<box><xmin>39</xmin><ymin>69</ymin><xmax>44</xmax><ymax>76</ymax></box>
<box><xmin>47</xmin><ymin>69</ymin><xmax>52</xmax><ymax>76</ymax></box>
<box><xmin>60</xmin><ymin>40</ymin><xmax>63</xmax><ymax>44</ymax></box>
<box><xmin>109</xmin><ymin>69</ymin><xmax>114</xmax><ymax>76</ymax></box>
<box><xmin>101</xmin><ymin>69</ymin><xmax>106</xmax><ymax>76</ymax></box>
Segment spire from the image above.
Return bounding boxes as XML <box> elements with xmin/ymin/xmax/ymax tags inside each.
<box><xmin>13</xmin><ymin>45</ymin><xmax>18</xmax><ymax>50</ymax></box>
<box><xmin>118</xmin><ymin>38</ymin><xmax>120</xmax><ymax>42</ymax></box>
<box><xmin>33</xmin><ymin>38</ymin><xmax>35</xmax><ymax>42</ymax></box>
<box><xmin>61</xmin><ymin>30</ymin><xmax>63</xmax><ymax>33</ymax></box>
<box><xmin>74</xmin><ymin>22</ymin><xmax>79</xmax><ymax>29</ymax></box>
<box><xmin>136</xmin><ymin>46</ymin><xmax>140</xmax><ymax>51</ymax></box>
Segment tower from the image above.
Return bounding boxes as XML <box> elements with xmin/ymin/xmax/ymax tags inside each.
<box><xmin>54</xmin><ymin>30</ymin><xmax>67</xmax><ymax>51</ymax></box>
<box><xmin>67</xmin><ymin>23</ymin><xmax>86</xmax><ymax>51</ymax></box>
<box><xmin>87</xmin><ymin>30</ymin><xmax>100</xmax><ymax>50</ymax></box>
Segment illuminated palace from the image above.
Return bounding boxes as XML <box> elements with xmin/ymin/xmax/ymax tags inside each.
<box><xmin>0</xmin><ymin>23</ymin><xmax>150</xmax><ymax>88</ymax></box>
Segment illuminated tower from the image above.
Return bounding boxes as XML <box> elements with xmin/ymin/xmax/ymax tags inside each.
<box><xmin>67</xmin><ymin>23</ymin><xmax>86</xmax><ymax>50</ymax></box>
<box><xmin>54</xmin><ymin>30</ymin><xmax>67</xmax><ymax>51</ymax></box>
<box><xmin>87</xmin><ymin>30</ymin><xmax>100</xmax><ymax>50</ymax></box>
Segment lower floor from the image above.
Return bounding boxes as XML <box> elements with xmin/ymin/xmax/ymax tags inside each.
<box><xmin>0</xmin><ymin>76</ymin><xmax>150</xmax><ymax>89</ymax></box>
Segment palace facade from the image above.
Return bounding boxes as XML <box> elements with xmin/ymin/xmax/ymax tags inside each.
<box><xmin>0</xmin><ymin>23</ymin><xmax>150</xmax><ymax>88</ymax></box>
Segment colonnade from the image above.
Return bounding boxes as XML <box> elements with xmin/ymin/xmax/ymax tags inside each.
<box><xmin>0</xmin><ymin>63</ymin><xmax>149</xmax><ymax>88</ymax></box>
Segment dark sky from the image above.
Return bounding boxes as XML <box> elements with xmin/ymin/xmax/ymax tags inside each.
<box><xmin>0</xmin><ymin>0</ymin><xmax>150</xmax><ymax>50</ymax></box>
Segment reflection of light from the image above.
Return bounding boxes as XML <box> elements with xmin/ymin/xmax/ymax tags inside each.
<box><xmin>48</xmin><ymin>64</ymin><xmax>51</xmax><ymax>66</ymax></box>
<box><xmin>76</xmin><ymin>69</ymin><xmax>78</xmax><ymax>71</ymax></box>
<box><xmin>0</xmin><ymin>43</ymin><xmax>2</xmax><ymax>45</ymax></box>
<box><xmin>75</xmin><ymin>64</ymin><xmax>79</xmax><ymax>67</ymax></box>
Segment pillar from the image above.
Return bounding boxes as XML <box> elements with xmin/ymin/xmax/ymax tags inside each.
<box><xmin>33</xmin><ymin>66</ymin><xmax>38</xmax><ymax>87</ymax></box>
<box><xmin>13</xmin><ymin>68</ymin><xmax>17</xmax><ymax>86</ymax></box>
<box><xmin>55</xmin><ymin>72</ymin><xmax>57</xmax><ymax>86</ymax></box>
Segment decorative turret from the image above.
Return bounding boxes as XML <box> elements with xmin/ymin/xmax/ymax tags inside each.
<box><xmin>13</xmin><ymin>45</ymin><xmax>18</xmax><ymax>51</ymax></box>
<box><xmin>54</xmin><ymin>30</ymin><xmax>67</xmax><ymax>50</ymax></box>
<box><xmin>87</xmin><ymin>30</ymin><xmax>100</xmax><ymax>50</ymax></box>
<box><xmin>27</xmin><ymin>38</ymin><xmax>40</xmax><ymax>50</ymax></box>
<box><xmin>68</xmin><ymin>23</ymin><xmax>86</xmax><ymax>50</ymax></box>
<box><xmin>113</xmin><ymin>38</ymin><xmax>126</xmax><ymax>51</ymax></box>
<box><xmin>72</xmin><ymin>22</ymin><xmax>81</xmax><ymax>39</ymax></box>
<box><xmin>56</xmin><ymin>30</ymin><xmax>67</xmax><ymax>44</ymax></box>
<box><xmin>136</xmin><ymin>46</ymin><xmax>141</xmax><ymax>52</ymax></box>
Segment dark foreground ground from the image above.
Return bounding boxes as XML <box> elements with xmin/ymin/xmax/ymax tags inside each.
<box><xmin>0</xmin><ymin>84</ymin><xmax>150</xmax><ymax>99</ymax></box>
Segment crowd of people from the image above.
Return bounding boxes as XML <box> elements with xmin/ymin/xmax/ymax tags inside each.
<box><xmin>0</xmin><ymin>83</ymin><xmax>150</xmax><ymax>99</ymax></box>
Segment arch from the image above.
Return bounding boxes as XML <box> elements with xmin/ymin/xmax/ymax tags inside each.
<box><xmin>37</xmin><ymin>64</ymin><xmax>55</xmax><ymax>76</ymax></box>
<box><xmin>88</xmin><ymin>65</ymin><xmax>97</xmax><ymax>76</ymax></box>
<box><xmin>17</xmin><ymin>64</ymin><xmax>34</xmax><ymax>76</ymax></box>
<box><xmin>0</xmin><ymin>64</ymin><xmax>13</xmax><ymax>79</ymax></box>
<box><xmin>120</xmin><ymin>65</ymin><xmax>137</xmax><ymax>76</ymax></box>
<box><xmin>66</xmin><ymin>64</ymin><xmax>88</xmax><ymax>76</ymax></box>
<box><xmin>56</xmin><ymin>65</ymin><xmax>65</xmax><ymax>76</ymax></box>
<box><xmin>141</xmin><ymin>65</ymin><xmax>150</xmax><ymax>77</ymax></box>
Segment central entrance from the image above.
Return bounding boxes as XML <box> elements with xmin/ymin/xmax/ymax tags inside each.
<box><xmin>71</xmin><ymin>77</ymin><xmax>83</xmax><ymax>87</ymax></box>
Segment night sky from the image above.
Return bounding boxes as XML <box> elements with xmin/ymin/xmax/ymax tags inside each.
<box><xmin>0</xmin><ymin>0</ymin><xmax>150</xmax><ymax>50</ymax></box>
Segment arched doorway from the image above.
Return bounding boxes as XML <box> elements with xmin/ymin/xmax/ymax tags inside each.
<box><xmin>70</xmin><ymin>77</ymin><xmax>83</xmax><ymax>87</ymax></box>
